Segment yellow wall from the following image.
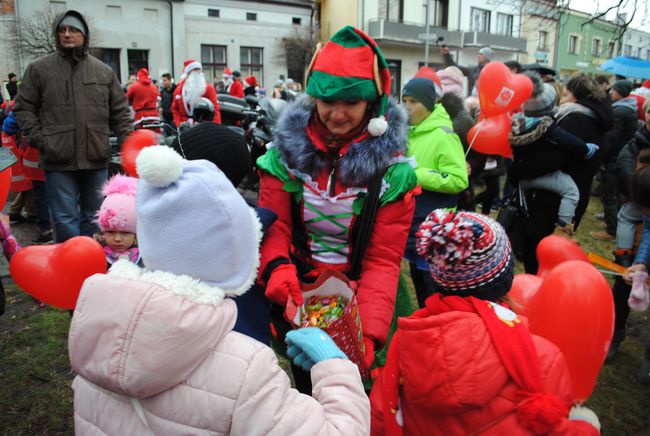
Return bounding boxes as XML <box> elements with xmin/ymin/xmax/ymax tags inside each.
<box><xmin>319</xmin><ymin>0</ymin><xmax>358</xmax><ymax>41</ymax></box>
<box><xmin>520</xmin><ymin>14</ymin><xmax>557</xmax><ymax>68</ymax></box>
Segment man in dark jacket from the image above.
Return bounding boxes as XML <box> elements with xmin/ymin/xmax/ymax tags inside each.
<box><xmin>592</xmin><ymin>80</ymin><xmax>639</xmax><ymax>240</ymax></box>
<box><xmin>440</xmin><ymin>45</ymin><xmax>493</xmax><ymax>96</ymax></box>
<box><xmin>6</xmin><ymin>73</ymin><xmax>18</xmax><ymax>100</ymax></box>
<box><xmin>13</xmin><ymin>10</ymin><xmax>131</xmax><ymax>243</ymax></box>
<box><xmin>159</xmin><ymin>73</ymin><xmax>176</xmax><ymax>135</ymax></box>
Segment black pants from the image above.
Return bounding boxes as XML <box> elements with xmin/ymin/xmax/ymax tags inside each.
<box><xmin>410</xmin><ymin>262</ymin><xmax>436</xmax><ymax>308</ymax></box>
<box><xmin>475</xmin><ymin>175</ymin><xmax>500</xmax><ymax>214</ymax></box>
<box><xmin>270</xmin><ymin>304</ymin><xmax>312</xmax><ymax>394</ymax></box>
<box><xmin>600</xmin><ymin>159</ymin><xmax>619</xmax><ymax>235</ymax></box>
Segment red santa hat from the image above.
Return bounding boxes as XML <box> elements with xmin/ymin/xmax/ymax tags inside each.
<box><xmin>136</xmin><ymin>68</ymin><xmax>149</xmax><ymax>81</ymax></box>
<box><xmin>181</xmin><ymin>59</ymin><xmax>202</xmax><ymax>80</ymax></box>
<box><xmin>223</xmin><ymin>67</ymin><xmax>233</xmax><ymax>77</ymax></box>
<box><xmin>244</xmin><ymin>75</ymin><xmax>258</xmax><ymax>87</ymax></box>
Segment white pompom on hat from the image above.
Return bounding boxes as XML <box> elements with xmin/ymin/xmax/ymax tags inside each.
<box><xmin>135</xmin><ymin>146</ymin><xmax>262</xmax><ymax>303</ymax></box>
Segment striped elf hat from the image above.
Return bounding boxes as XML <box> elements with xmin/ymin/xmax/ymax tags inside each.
<box><xmin>305</xmin><ymin>26</ymin><xmax>392</xmax><ymax>136</ymax></box>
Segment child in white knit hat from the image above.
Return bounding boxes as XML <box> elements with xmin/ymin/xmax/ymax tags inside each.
<box><xmin>68</xmin><ymin>146</ymin><xmax>370</xmax><ymax>435</ymax></box>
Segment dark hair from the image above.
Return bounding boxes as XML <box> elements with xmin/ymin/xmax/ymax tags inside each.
<box><xmin>8</xmin><ymin>73</ymin><xmax>16</xmax><ymax>80</ymax></box>
<box><xmin>565</xmin><ymin>73</ymin><xmax>607</xmax><ymax>101</ymax></box>
<box><xmin>632</xmin><ymin>166</ymin><xmax>650</xmax><ymax>209</ymax></box>
<box><xmin>504</xmin><ymin>61</ymin><xmax>521</xmax><ymax>73</ymax></box>
<box><xmin>439</xmin><ymin>92</ymin><xmax>465</xmax><ymax>119</ymax></box>
<box><xmin>162</xmin><ymin>73</ymin><xmax>172</xmax><ymax>80</ymax></box>
<box><xmin>594</xmin><ymin>75</ymin><xmax>610</xmax><ymax>86</ymax></box>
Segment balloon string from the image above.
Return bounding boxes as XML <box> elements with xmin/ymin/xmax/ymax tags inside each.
<box><xmin>466</xmin><ymin>122</ymin><xmax>482</xmax><ymax>157</ymax></box>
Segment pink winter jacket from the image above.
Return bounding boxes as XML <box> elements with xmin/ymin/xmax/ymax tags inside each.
<box><xmin>68</xmin><ymin>260</ymin><xmax>370</xmax><ymax>435</ymax></box>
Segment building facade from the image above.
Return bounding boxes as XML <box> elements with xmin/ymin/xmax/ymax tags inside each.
<box><xmin>519</xmin><ymin>0</ymin><xmax>559</xmax><ymax>68</ymax></box>
<box><xmin>1</xmin><ymin>0</ymin><xmax>315</xmax><ymax>91</ymax></box>
<box><xmin>621</xmin><ymin>26</ymin><xmax>650</xmax><ymax>61</ymax></box>
<box><xmin>554</xmin><ymin>9</ymin><xmax>618</xmax><ymax>82</ymax></box>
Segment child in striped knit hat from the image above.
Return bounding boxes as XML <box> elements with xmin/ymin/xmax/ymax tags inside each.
<box><xmin>370</xmin><ymin>209</ymin><xmax>600</xmax><ymax>435</ymax></box>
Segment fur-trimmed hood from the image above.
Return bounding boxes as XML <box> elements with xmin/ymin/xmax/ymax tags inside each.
<box><xmin>69</xmin><ymin>260</ymin><xmax>239</xmax><ymax>398</ymax></box>
<box><xmin>509</xmin><ymin>116</ymin><xmax>554</xmax><ymax>146</ymax></box>
<box><xmin>272</xmin><ymin>95</ymin><xmax>409</xmax><ymax>187</ymax></box>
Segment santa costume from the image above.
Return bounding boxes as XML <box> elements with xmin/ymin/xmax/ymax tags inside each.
<box><xmin>171</xmin><ymin>60</ymin><xmax>221</xmax><ymax>126</ymax></box>
<box><xmin>126</xmin><ymin>68</ymin><xmax>160</xmax><ymax>128</ymax></box>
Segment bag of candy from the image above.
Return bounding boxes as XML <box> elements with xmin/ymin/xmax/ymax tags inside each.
<box><xmin>286</xmin><ymin>270</ymin><xmax>367</xmax><ymax>377</ymax></box>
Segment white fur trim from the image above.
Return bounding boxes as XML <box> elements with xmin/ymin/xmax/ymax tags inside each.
<box><xmin>569</xmin><ymin>405</ymin><xmax>601</xmax><ymax>431</ymax></box>
<box><xmin>223</xmin><ymin>207</ymin><xmax>263</xmax><ymax>297</ymax></box>
<box><xmin>368</xmin><ymin>116</ymin><xmax>388</xmax><ymax>136</ymax></box>
<box><xmin>183</xmin><ymin>61</ymin><xmax>202</xmax><ymax>77</ymax></box>
<box><xmin>136</xmin><ymin>146</ymin><xmax>183</xmax><ymax>188</ymax></box>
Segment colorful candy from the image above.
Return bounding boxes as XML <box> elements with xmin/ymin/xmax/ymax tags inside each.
<box><xmin>300</xmin><ymin>295</ymin><xmax>350</xmax><ymax>328</ymax></box>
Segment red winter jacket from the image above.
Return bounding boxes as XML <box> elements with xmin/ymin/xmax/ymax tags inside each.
<box><xmin>258</xmin><ymin>171</ymin><xmax>415</xmax><ymax>345</ymax></box>
<box><xmin>370</xmin><ymin>310</ymin><xmax>598</xmax><ymax>435</ymax></box>
<box><xmin>229</xmin><ymin>79</ymin><xmax>244</xmax><ymax>98</ymax></box>
<box><xmin>126</xmin><ymin>69</ymin><xmax>160</xmax><ymax>125</ymax></box>
<box><xmin>171</xmin><ymin>80</ymin><xmax>221</xmax><ymax>126</ymax></box>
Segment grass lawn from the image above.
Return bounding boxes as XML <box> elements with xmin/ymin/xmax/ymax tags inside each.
<box><xmin>0</xmin><ymin>196</ymin><xmax>649</xmax><ymax>434</ymax></box>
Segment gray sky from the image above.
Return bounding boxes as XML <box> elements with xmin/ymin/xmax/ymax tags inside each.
<box><xmin>569</xmin><ymin>0</ymin><xmax>650</xmax><ymax>32</ymax></box>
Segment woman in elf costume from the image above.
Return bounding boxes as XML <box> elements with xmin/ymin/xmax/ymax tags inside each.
<box><xmin>257</xmin><ymin>26</ymin><xmax>417</xmax><ymax>393</ymax></box>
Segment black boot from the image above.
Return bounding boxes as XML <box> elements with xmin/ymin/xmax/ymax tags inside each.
<box><xmin>606</xmin><ymin>329</ymin><xmax>626</xmax><ymax>362</ymax></box>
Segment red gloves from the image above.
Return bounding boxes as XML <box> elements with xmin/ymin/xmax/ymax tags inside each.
<box><xmin>265</xmin><ymin>263</ymin><xmax>303</xmax><ymax>306</ymax></box>
<box><xmin>363</xmin><ymin>336</ymin><xmax>376</xmax><ymax>370</ymax></box>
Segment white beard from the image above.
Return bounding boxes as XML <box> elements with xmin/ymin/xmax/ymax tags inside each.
<box><xmin>183</xmin><ymin>71</ymin><xmax>207</xmax><ymax>113</ymax></box>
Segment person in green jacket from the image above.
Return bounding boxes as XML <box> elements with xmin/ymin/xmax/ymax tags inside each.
<box><xmin>401</xmin><ymin>67</ymin><xmax>469</xmax><ymax>307</ymax></box>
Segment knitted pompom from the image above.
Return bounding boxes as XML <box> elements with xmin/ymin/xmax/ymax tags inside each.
<box><xmin>516</xmin><ymin>392</ymin><xmax>570</xmax><ymax>434</ymax></box>
<box><xmin>101</xmin><ymin>174</ymin><xmax>138</xmax><ymax>197</ymax></box>
<box><xmin>368</xmin><ymin>116</ymin><xmax>388</xmax><ymax>136</ymax></box>
<box><xmin>136</xmin><ymin>145</ymin><xmax>183</xmax><ymax>188</ymax></box>
<box><xmin>416</xmin><ymin>209</ymin><xmax>476</xmax><ymax>269</ymax></box>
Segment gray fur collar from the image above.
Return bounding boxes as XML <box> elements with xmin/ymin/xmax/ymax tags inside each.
<box><xmin>509</xmin><ymin>116</ymin><xmax>554</xmax><ymax>146</ymax></box>
<box><xmin>272</xmin><ymin>96</ymin><xmax>408</xmax><ymax>187</ymax></box>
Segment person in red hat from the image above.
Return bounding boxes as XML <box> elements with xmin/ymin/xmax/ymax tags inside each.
<box><xmin>244</xmin><ymin>75</ymin><xmax>258</xmax><ymax>97</ymax></box>
<box><xmin>171</xmin><ymin>60</ymin><xmax>221</xmax><ymax>126</ymax></box>
<box><xmin>126</xmin><ymin>68</ymin><xmax>161</xmax><ymax>129</ymax></box>
<box><xmin>370</xmin><ymin>210</ymin><xmax>601</xmax><ymax>435</ymax></box>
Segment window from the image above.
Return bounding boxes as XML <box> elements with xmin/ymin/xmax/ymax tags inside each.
<box><xmin>241</xmin><ymin>47</ymin><xmax>263</xmax><ymax>84</ymax></box>
<box><xmin>624</xmin><ymin>44</ymin><xmax>632</xmax><ymax>56</ymax></box>
<box><xmin>647</xmin><ymin>49</ymin><xmax>650</xmax><ymax>61</ymax></box>
<box><xmin>246</xmin><ymin>12</ymin><xmax>257</xmax><ymax>21</ymax></box>
<box><xmin>470</xmin><ymin>7</ymin><xmax>490</xmax><ymax>33</ymax></box>
<box><xmin>496</xmin><ymin>13</ymin><xmax>513</xmax><ymax>36</ymax></box>
<box><xmin>127</xmin><ymin>50</ymin><xmax>148</xmax><ymax>76</ymax></box>
<box><xmin>201</xmin><ymin>44</ymin><xmax>227</xmax><ymax>82</ymax></box>
<box><xmin>431</xmin><ymin>0</ymin><xmax>448</xmax><ymax>28</ymax></box>
<box><xmin>292</xmin><ymin>17</ymin><xmax>301</xmax><ymax>25</ymax></box>
<box><xmin>144</xmin><ymin>8</ymin><xmax>158</xmax><ymax>20</ymax></box>
<box><xmin>107</xmin><ymin>5</ymin><xmax>121</xmax><ymax>16</ymax></box>
<box><xmin>608</xmin><ymin>41</ymin><xmax>616</xmax><ymax>57</ymax></box>
<box><xmin>637</xmin><ymin>47</ymin><xmax>643</xmax><ymax>58</ymax></box>
<box><xmin>538</xmin><ymin>31</ymin><xmax>548</xmax><ymax>50</ymax></box>
<box><xmin>90</xmin><ymin>48</ymin><xmax>121</xmax><ymax>81</ymax></box>
<box><xmin>568</xmin><ymin>34</ymin><xmax>579</xmax><ymax>54</ymax></box>
<box><xmin>208</xmin><ymin>9</ymin><xmax>219</xmax><ymax>17</ymax></box>
<box><xmin>591</xmin><ymin>38</ymin><xmax>602</xmax><ymax>56</ymax></box>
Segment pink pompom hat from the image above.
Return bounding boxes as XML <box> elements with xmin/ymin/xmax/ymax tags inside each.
<box><xmin>96</xmin><ymin>174</ymin><xmax>138</xmax><ymax>233</ymax></box>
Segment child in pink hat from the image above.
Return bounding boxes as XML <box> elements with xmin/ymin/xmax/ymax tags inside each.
<box><xmin>94</xmin><ymin>174</ymin><xmax>140</xmax><ymax>265</ymax></box>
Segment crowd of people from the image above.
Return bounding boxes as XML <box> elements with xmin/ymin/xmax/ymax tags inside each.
<box><xmin>2</xmin><ymin>7</ymin><xmax>650</xmax><ymax>434</ymax></box>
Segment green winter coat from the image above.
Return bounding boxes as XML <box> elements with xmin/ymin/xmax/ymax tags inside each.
<box><xmin>406</xmin><ymin>103</ymin><xmax>468</xmax><ymax>194</ymax></box>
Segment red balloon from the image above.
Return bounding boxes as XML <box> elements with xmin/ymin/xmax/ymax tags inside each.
<box><xmin>0</xmin><ymin>167</ymin><xmax>11</xmax><ymax>211</ymax></box>
<box><xmin>536</xmin><ymin>235</ymin><xmax>589</xmax><ymax>278</ymax></box>
<box><xmin>526</xmin><ymin>261</ymin><xmax>614</xmax><ymax>402</ymax></box>
<box><xmin>121</xmin><ymin>129</ymin><xmax>159</xmax><ymax>177</ymax></box>
<box><xmin>508</xmin><ymin>273</ymin><xmax>542</xmax><ymax>316</ymax></box>
<box><xmin>10</xmin><ymin>236</ymin><xmax>107</xmax><ymax>309</ymax></box>
<box><xmin>466</xmin><ymin>113</ymin><xmax>512</xmax><ymax>157</ymax></box>
<box><xmin>478</xmin><ymin>62</ymin><xmax>533</xmax><ymax>117</ymax></box>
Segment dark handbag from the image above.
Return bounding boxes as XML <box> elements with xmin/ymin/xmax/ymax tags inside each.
<box><xmin>496</xmin><ymin>184</ymin><xmax>528</xmax><ymax>261</ymax></box>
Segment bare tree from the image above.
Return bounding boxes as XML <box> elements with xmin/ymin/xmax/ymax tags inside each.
<box><xmin>12</xmin><ymin>7</ymin><xmax>100</xmax><ymax>58</ymax></box>
<box><xmin>280</xmin><ymin>27</ymin><xmax>318</xmax><ymax>86</ymax></box>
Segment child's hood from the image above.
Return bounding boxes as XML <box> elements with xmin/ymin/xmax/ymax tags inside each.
<box><xmin>395</xmin><ymin>310</ymin><xmax>514</xmax><ymax>412</ymax></box>
<box><xmin>68</xmin><ymin>259</ymin><xmax>238</xmax><ymax>399</ymax></box>
<box><xmin>509</xmin><ymin>116</ymin><xmax>554</xmax><ymax>147</ymax></box>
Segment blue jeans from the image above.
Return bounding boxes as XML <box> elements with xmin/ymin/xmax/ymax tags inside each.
<box><xmin>616</xmin><ymin>202</ymin><xmax>642</xmax><ymax>250</ymax></box>
<box><xmin>45</xmin><ymin>170</ymin><xmax>107</xmax><ymax>243</ymax></box>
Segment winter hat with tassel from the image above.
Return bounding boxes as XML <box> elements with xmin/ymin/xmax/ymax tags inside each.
<box><xmin>305</xmin><ymin>25</ymin><xmax>392</xmax><ymax>136</ymax></box>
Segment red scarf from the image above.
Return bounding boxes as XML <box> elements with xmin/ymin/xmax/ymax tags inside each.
<box><xmin>305</xmin><ymin>111</ymin><xmax>370</xmax><ymax>155</ymax></box>
<box><xmin>382</xmin><ymin>294</ymin><xmax>568</xmax><ymax>435</ymax></box>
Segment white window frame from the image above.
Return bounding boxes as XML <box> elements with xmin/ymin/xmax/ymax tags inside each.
<box><xmin>496</xmin><ymin>13</ymin><xmax>513</xmax><ymax>36</ymax></box>
<box><xmin>568</xmin><ymin>33</ymin><xmax>580</xmax><ymax>55</ymax></box>
<box><xmin>591</xmin><ymin>37</ymin><xmax>602</xmax><ymax>57</ymax></box>
<box><xmin>538</xmin><ymin>30</ymin><xmax>548</xmax><ymax>50</ymax></box>
<box><xmin>470</xmin><ymin>7</ymin><xmax>491</xmax><ymax>33</ymax></box>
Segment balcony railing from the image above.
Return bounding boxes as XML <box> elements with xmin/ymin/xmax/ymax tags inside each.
<box><xmin>367</xmin><ymin>19</ymin><xmax>464</xmax><ymax>47</ymax></box>
<box><xmin>463</xmin><ymin>31</ymin><xmax>527</xmax><ymax>52</ymax></box>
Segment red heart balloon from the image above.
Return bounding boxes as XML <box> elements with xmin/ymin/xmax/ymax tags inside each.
<box><xmin>466</xmin><ymin>113</ymin><xmax>512</xmax><ymax>157</ymax></box>
<box><xmin>121</xmin><ymin>129</ymin><xmax>159</xmax><ymax>177</ymax></box>
<box><xmin>0</xmin><ymin>167</ymin><xmax>12</xmax><ymax>211</ymax></box>
<box><xmin>10</xmin><ymin>236</ymin><xmax>107</xmax><ymax>309</ymax></box>
<box><xmin>536</xmin><ymin>235</ymin><xmax>589</xmax><ymax>278</ymax></box>
<box><xmin>508</xmin><ymin>273</ymin><xmax>542</xmax><ymax>316</ymax></box>
<box><xmin>478</xmin><ymin>62</ymin><xmax>533</xmax><ymax>117</ymax></box>
<box><xmin>526</xmin><ymin>261</ymin><xmax>614</xmax><ymax>402</ymax></box>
